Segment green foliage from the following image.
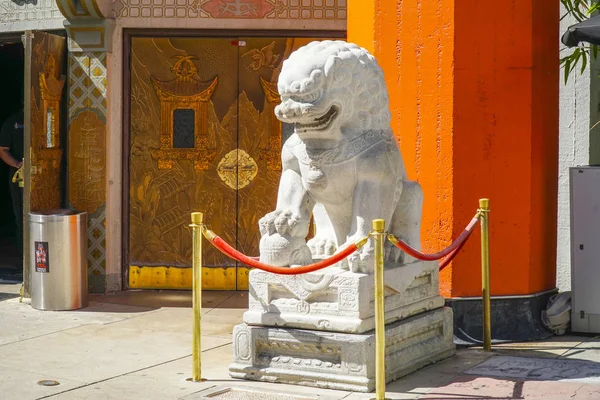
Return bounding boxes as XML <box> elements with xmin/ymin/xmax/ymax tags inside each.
<box><xmin>561</xmin><ymin>0</ymin><xmax>600</xmax><ymax>83</ymax></box>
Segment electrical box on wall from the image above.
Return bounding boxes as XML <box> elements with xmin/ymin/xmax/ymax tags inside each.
<box><xmin>570</xmin><ymin>166</ymin><xmax>600</xmax><ymax>333</ymax></box>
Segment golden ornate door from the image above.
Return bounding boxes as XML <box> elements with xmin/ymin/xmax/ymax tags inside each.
<box><xmin>127</xmin><ymin>36</ymin><xmax>334</xmax><ymax>291</ymax></box>
<box><xmin>22</xmin><ymin>31</ymin><xmax>67</xmax><ymax>294</ymax></box>
<box><xmin>128</xmin><ymin>38</ymin><xmax>239</xmax><ymax>290</ymax></box>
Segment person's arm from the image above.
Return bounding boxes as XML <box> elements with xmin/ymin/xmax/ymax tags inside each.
<box><xmin>0</xmin><ymin>114</ymin><xmax>22</xmax><ymax>169</ymax></box>
<box><xmin>0</xmin><ymin>147</ymin><xmax>21</xmax><ymax>169</ymax></box>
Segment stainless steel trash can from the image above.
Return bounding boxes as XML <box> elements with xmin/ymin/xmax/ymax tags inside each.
<box><xmin>29</xmin><ymin>209</ymin><xmax>88</xmax><ymax>311</ymax></box>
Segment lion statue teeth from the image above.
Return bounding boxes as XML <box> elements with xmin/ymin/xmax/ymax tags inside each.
<box><xmin>258</xmin><ymin>40</ymin><xmax>423</xmax><ymax>274</ymax></box>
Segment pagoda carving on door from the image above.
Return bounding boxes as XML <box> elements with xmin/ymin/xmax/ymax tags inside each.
<box><xmin>150</xmin><ymin>56</ymin><xmax>217</xmax><ymax>171</ymax></box>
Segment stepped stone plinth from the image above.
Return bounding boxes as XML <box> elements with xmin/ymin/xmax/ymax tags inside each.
<box><xmin>230</xmin><ymin>261</ymin><xmax>455</xmax><ymax>392</ymax></box>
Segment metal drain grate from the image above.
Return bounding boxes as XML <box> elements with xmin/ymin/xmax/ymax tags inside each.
<box><xmin>195</xmin><ymin>386</ymin><xmax>317</xmax><ymax>400</ymax></box>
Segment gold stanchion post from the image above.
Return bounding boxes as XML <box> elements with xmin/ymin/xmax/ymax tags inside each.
<box><xmin>479</xmin><ymin>199</ymin><xmax>492</xmax><ymax>351</ymax></box>
<box><xmin>372</xmin><ymin>219</ymin><xmax>388</xmax><ymax>400</ymax></box>
<box><xmin>190</xmin><ymin>212</ymin><xmax>205</xmax><ymax>381</ymax></box>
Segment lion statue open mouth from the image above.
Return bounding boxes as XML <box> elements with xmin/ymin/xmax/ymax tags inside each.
<box><xmin>258</xmin><ymin>40</ymin><xmax>423</xmax><ymax>274</ymax></box>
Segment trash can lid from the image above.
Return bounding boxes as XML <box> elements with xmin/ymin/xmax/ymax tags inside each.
<box><xmin>29</xmin><ymin>209</ymin><xmax>87</xmax><ymax>223</ymax></box>
<box><xmin>30</xmin><ymin>209</ymin><xmax>80</xmax><ymax>216</ymax></box>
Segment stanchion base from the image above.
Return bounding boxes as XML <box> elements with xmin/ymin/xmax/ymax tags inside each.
<box><xmin>229</xmin><ymin>307</ymin><xmax>455</xmax><ymax>393</ymax></box>
<box><xmin>186</xmin><ymin>378</ymin><xmax>207</xmax><ymax>383</ymax></box>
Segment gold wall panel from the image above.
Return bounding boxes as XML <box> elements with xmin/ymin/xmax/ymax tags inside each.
<box><xmin>29</xmin><ymin>33</ymin><xmax>66</xmax><ymax>212</ymax></box>
<box><xmin>68</xmin><ymin>110</ymin><xmax>106</xmax><ymax>213</ymax></box>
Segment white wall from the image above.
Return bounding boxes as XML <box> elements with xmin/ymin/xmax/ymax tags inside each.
<box><xmin>0</xmin><ymin>0</ymin><xmax>64</xmax><ymax>32</ymax></box>
<box><xmin>557</xmin><ymin>6</ymin><xmax>591</xmax><ymax>292</ymax></box>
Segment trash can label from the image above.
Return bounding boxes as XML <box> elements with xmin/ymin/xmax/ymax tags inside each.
<box><xmin>35</xmin><ymin>241</ymin><xmax>49</xmax><ymax>273</ymax></box>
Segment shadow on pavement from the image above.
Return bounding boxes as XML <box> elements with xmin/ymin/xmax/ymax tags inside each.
<box><xmin>87</xmin><ymin>290</ymin><xmax>248</xmax><ymax>312</ymax></box>
<box><xmin>0</xmin><ymin>282</ymin><xmax>20</xmax><ymax>302</ymax></box>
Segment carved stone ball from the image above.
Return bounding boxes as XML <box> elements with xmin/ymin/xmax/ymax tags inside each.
<box><xmin>259</xmin><ymin>233</ymin><xmax>313</xmax><ymax>267</ymax></box>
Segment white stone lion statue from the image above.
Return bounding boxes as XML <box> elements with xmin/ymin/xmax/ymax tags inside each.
<box><xmin>258</xmin><ymin>40</ymin><xmax>423</xmax><ymax>273</ymax></box>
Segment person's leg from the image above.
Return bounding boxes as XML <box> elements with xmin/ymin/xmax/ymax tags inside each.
<box><xmin>8</xmin><ymin>168</ymin><xmax>23</xmax><ymax>257</ymax></box>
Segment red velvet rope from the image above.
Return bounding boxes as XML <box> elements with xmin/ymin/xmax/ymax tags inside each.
<box><xmin>438</xmin><ymin>225</ymin><xmax>475</xmax><ymax>271</ymax></box>
<box><xmin>389</xmin><ymin>215</ymin><xmax>480</xmax><ymax>262</ymax></box>
<box><xmin>204</xmin><ymin>211</ymin><xmax>479</xmax><ymax>275</ymax></box>
<box><xmin>208</xmin><ymin>234</ymin><xmax>361</xmax><ymax>275</ymax></box>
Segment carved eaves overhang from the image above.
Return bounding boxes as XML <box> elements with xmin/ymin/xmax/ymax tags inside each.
<box><xmin>55</xmin><ymin>0</ymin><xmax>114</xmax><ymax>52</ymax></box>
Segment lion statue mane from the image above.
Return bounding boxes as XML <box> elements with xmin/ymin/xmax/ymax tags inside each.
<box><xmin>258</xmin><ymin>40</ymin><xmax>423</xmax><ymax>273</ymax></box>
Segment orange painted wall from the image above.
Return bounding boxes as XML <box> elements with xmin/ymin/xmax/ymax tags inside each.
<box><xmin>348</xmin><ymin>0</ymin><xmax>558</xmax><ymax>297</ymax></box>
<box><xmin>349</xmin><ymin>0</ymin><xmax>456</xmax><ymax>295</ymax></box>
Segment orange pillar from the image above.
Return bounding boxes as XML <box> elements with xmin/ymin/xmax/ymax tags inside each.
<box><xmin>348</xmin><ymin>1</ymin><xmax>558</xmax><ymax>299</ymax></box>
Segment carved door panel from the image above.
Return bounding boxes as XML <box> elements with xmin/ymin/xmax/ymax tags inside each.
<box><xmin>24</xmin><ymin>31</ymin><xmax>66</xmax><ymax>212</ymax></box>
<box><xmin>234</xmin><ymin>37</ymin><xmax>336</xmax><ymax>289</ymax></box>
<box><xmin>128</xmin><ymin>38</ymin><xmax>239</xmax><ymax>290</ymax></box>
<box><xmin>22</xmin><ymin>31</ymin><xmax>67</xmax><ymax>294</ymax></box>
<box><xmin>233</xmin><ymin>37</ymin><xmax>288</xmax><ymax>290</ymax></box>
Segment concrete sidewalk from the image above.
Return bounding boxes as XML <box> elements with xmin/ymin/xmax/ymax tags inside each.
<box><xmin>1</xmin><ymin>282</ymin><xmax>600</xmax><ymax>399</ymax></box>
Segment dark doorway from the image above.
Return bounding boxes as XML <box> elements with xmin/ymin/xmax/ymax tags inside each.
<box><xmin>0</xmin><ymin>41</ymin><xmax>24</xmax><ymax>282</ymax></box>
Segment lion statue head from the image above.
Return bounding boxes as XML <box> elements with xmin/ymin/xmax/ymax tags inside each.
<box><xmin>275</xmin><ymin>40</ymin><xmax>392</xmax><ymax>141</ymax></box>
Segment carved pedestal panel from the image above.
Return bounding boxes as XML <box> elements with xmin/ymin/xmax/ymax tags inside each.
<box><xmin>243</xmin><ymin>261</ymin><xmax>445</xmax><ymax>333</ymax></box>
<box><xmin>230</xmin><ymin>307</ymin><xmax>455</xmax><ymax>392</ymax></box>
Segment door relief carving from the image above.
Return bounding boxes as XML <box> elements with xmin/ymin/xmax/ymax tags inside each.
<box><xmin>217</xmin><ymin>149</ymin><xmax>258</xmax><ymax>190</ymax></box>
<box><xmin>39</xmin><ymin>54</ymin><xmax>64</xmax><ymax>150</ymax></box>
<box><xmin>150</xmin><ymin>56</ymin><xmax>217</xmax><ymax>170</ymax></box>
<box><xmin>258</xmin><ymin>76</ymin><xmax>282</xmax><ymax>171</ymax></box>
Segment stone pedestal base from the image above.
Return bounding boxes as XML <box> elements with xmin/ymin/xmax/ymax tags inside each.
<box><xmin>229</xmin><ymin>307</ymin><xmax>455</xmax><ymax>392</ymax></box>
<box><xmin>244</xmin><ymin>261</ymin><xmax>444</xmax><ymax>333</ymax></box>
